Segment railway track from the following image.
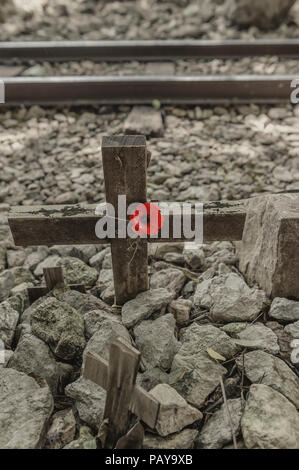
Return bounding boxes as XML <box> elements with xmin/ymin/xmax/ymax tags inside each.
<box><xmin>0</xmin><ymin>40</ymin><xmax>298</xmax><ymax>105</ymax></box>
<box><xmin>2</xmin><ymin>40</ymin><xmax>299</xmax><ymax>61</ymax></box>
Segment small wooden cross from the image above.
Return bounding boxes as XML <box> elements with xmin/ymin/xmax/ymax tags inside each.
<box><xmin>83</xmin><ymin>337</ymin><xmax>160</xmax><ymax>448</ymax></box>
<box><xmin>28</xmin><ymin>266</ymin><xmax>85</xmax><ymax>303</ymax></box>
<box><xmin>8</xmin><ymin>135</ymin><xmax>246</xmax><ymax>305</ymax></box>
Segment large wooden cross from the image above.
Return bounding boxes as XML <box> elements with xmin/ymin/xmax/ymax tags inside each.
<box><xmin>8</xmin><ymin>135</ymin><xmax>246</xmax><ymax>305</ymax></box>
<box><xmin>83</xmin><ymin>337</ymin><xmax>160</xmax><ymax>448</ymax></box>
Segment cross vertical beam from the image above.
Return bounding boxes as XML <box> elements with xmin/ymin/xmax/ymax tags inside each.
<box><xmin>101</xmin><ymin>135</ymin><xmax>148</xmax><ymax>305</ymax></box>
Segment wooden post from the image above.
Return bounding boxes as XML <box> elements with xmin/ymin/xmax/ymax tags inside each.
<box><xmin>27</xmin><ymin>266</ymin><xmax>85</xmax><ymax>303</ymax></box>
<box><xmin>83</xmin><ymin>337</ymin><xmax>160</xmax><ymax>448</ymax></box>
<box><xmin>102</xmin><ymin>135</ymin><xmax>149</xmax><ymax>305</ymax></box>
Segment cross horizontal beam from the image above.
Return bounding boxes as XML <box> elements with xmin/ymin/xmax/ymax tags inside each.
<box><xmin>83</xmin><ymin>349</ymin><xmax>160</xmax><ymax>430</ymax></box>
<box><xmin>8</xmin><ymin>199</ymin><xmax>246</xmax><ymax>247</ymax></box>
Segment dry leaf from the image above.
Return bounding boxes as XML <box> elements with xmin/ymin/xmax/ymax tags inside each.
<box><xmin>206</xmin><ymin>347</ymin><xmax>226</xmax><ymax>362</ymax></box>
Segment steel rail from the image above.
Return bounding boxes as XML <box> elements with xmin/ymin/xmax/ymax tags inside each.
<box><xmin>1</xmin><ymin>40</ymin><xmax>299</xmax><ymax>62</ymax></box>
<box><xmin>0</xmin><ymin>75</ymin><xmax>295</xmax><ymax>105</ymax></box>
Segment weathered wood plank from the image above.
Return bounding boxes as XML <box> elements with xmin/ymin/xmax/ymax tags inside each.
<box><xmin>83</xmin><ymin>350</ymin><xmax>160</xmax><ymax>430</ymax></box>
<box><xmin>8</xmin><ymin>199</ymin><xmax>247</xmax><ymax>246</ymax></box>
<box><xmin>44</xmin><ymin>267</ymin><xmax>64</xmax><ymax>290</ymax></box>
<box><xmin>102</xmin><ymin>135</ymin><xmax>149</xmax><ymax>304</ymax></box>
<box><xmin>83</xmin><ymin>351</ymin><xmax>109</xmax><ymax>390</ymax></box>
<box><xmin>27</xmin><ymin>266</ymin><xmax>85</xmax><ymax>303</ymax></box>
<box><xmin>104</xmin><ymin>338</ymin><xmax>141</xmax><ymax>447</ymax></box>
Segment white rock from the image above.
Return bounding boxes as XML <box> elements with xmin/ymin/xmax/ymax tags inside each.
<box><xmin>242</xmin><ymin>384</ymin><xmax>299</xmax><ymax>449</ymax></box>
<box><xmin>149</xmin><ymin>384</ymin><xmax>202</xmax><ymax>437</ymax></box>
<box><xmin>0</xmin><ymin>367</ymin><xmax>53</xmax><ymax>448</ymax></box>
<box><xmin>134</xmin><ymin>313</ymin><xmax>180</xmax><ymax>371</ymax></box>
<box><xmin>122</xmin><ymin>288</ymin><xmax>174</xmax><ymax>328</ymax></box>
<box><xmin>194</xmin><ymin>273</ymin><xmax>265</xmax><ymax>322</ymax></box>
<box><xmin>65</xmin><ymin>377</ymin><xmax>106</xmax><ymax>430</ymax></box>
<box><xmin>0</xmin><ymin>300</ymin><xmax>19</xmax><ymax>347</ymax></box>
<box><xmin>236</xmin><ymin>350</ymin><xmax>299</xmax><ymax>408</ymax></box>
<box><xmin>269</xmin><ymin>298</ymin><xmax>299</xmax><ymax>322</ymax></box>
<box><xmin>197</xmin><ymin>398</ymin><xmax>243</xmax><ymax>449</ymax></box>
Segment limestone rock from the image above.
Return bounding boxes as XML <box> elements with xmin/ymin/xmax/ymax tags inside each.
<box><xmin>0</xmin><ymin>300</ymin><xmax>19</xmax><ymax>347</ymax></box>
<box><xmin>122</xmin><ymin>288</ymin><xmax>174</xmax><ymax>328</ymax></box>
<box><xmin>84</xmin><ymin>319</ymin><xmax>131</xmax><ymax>362</ymax></box>
<box><xmin>170</xmin><ymin>323</ymin><xmax>229</xmax><ymax>408</ymax></box>
<box><xmin>65</xmin><ymin>377</ymin><xmax>106</xmax><ymax>430</ymax></box>
<box><xmin>168</xmin><ymin>298</ymin><xmax>192</xmax><ymax>326</ymax></box>
<box><xmin>0</xmin><ymin>367</ymin><xmax>53</xmax><ymax>448</ymax></box>
<box><xmin>149</xmin><ymin>384</ymin><xmax>202</xmax><ymax>436</ymax></box>
<box><xmin>30</xmin><ymin>297</ymin><xmax>86</xmax><ymax>361</ymax></box>
<box><xmin>53</xmin><ymin>289</ymin><xmax>113</xmax><ymax>316</ymax></box>
<box><xmin>124</xmin><ymin>106</ymin><xmax>164</xmax><ymax>137</ymax></box>
<box><xmin>183</xmin><ymin>245</ymin><xmax>205</xmax><ymax>270</ymax></box>
<box><xmin>34</xmin><ymin>255</ymin><xmax>61</xmax><ymax>277</ymax></box>
<box><xmin>8</xmin><ymin>333</ymin><xmax>72</xmax><ymax>394</ymax></box>
<box><xmin>150</xmin><ymin>268</ymin><xmax>186</xmax><ymax>295</ymax></box>
<box><xmin>237</xmin><ymin>323</ymin><xmax>279</xmax><ymax>355</ymax></box>
<box><xmin>236</xmin><ymin>350</ymin><xmax>299</xmax><ymax>408</ymax></box>
<box><xmin>45</xmin><ymin>409</ymin><xmax>76</xmax><ymax>449</ymax></box>
<box><xmin>143</xmin><ymin>429</ymin><xmax>198</xmax><ymax>449</ymax></box>
<box><xmin>269</xmin><ymin>297</ymin><xmax>299</xmax><ymax>322</ymax></box>
<box><xmin>63</xmin><ymin>426</ymin><xmax>96</xmax><ymax>449</ymax></box>
<box><xmin>197</xmin><ymin>398</ymin><xmax>243</xmax><ymax>449</ymax></box>
<box><xmin>134</xmin><ymin>313</ymin><xmax>180</xmax><ymax>371</ymax></box>
<box><xmin>230</xmin><ymin>0</ymin><xmax>296</xmax><ymax>30</ymax></box>
<box><xmin>57</xmin><ymin>257</ymin><xmax>98</xmax><ymax>286</ymax></box>
<box><xmin>285</xmin><ymin>320</ymin><xmax>299</xmax><ymax>339</ymax></box>
<box><xmin>241</xmin><ymin>384</ymin><xmax>299</xmax><ymax>449</ymax></box>
<box><xmin>0</xmin><ymin>269</ymin><xmax>15</xmax><ymax>301</ymax></box>
<box><xmin>84</xmin><ymin>309</ymin><xmax>121</xmax><ymax>340</ymax></box>
<box><xmin>194</xmin><ymin>273</ymin><xmax>265</xmax><ymax>322</ymax></box>
<box><xmin>237</xmin><ymin>194</ymin><xmax>299</xmax><ymax>299</ymax></box>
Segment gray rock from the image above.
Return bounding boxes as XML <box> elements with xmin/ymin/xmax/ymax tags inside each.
<box><xmin>183</xmin><ymin>246</ymin><xmax>205</xmax><ymax>270</ymax></box>
<box><xmin>220</xmin><ymin>322</ymin><xmax>248</xmax><ymax>338</ymax></box>
<box><xmin>230</xmin><ymin>0</ymin><xmax>295</xmax><ymax>30</ymax></box>
<box><xmin>53</xmin><ymin>288</ymin><xmax>113</xmax><ymax>316</ymax></box>
<box><xmin>63</xmin><ymin>426</ymin><xmax>96</xmax><ymax>449</ymax></box>
<box><xmin>84</xmin><ymin>309</ymin><xmax>121</xmax><ymax>340</ymax></box>
<box><xmin>237</xmin><ymin>323</ymin><xmax>280</xmax><ymax>355</ymax></box>
<box><xmin>7</xmin><ymin>249</ymin><xmax>26</xmax><ymax>268</ymax></box>
<box><xmin>134</xmin><ymin>313</ymin><xmax>180</xmax><ymax>371</ymax></box>
<box><xmin>149</xmin><ymin>384</ymin><xmax>202</xmax><ymax>437</ymax></box>
<box><xmin>143</xmin><ymin>429</ymin><xmax>198</xmax><ymax>449</ymax></box>
<box><xmin>122</xmin><ymin>288</ymin><xmax>175</xmax><ymax>328</ymax></box>
<box><xmin>45</xmin><ymin>409</ymin><xmax>76</xmax><ymax>449</ymax></box>
<box><xmin>65</xmin><ymin>377</ymin><xmax>106</xmax><ymax>430</ymax></box>
<box><xmin>241</xmin><ymin>384</ymin><xmax>299</xmax><ymax>449</ymax></box>
<box><xmin>168</xmin><ymin>298</ymin><xmax>192</xmax><ymax>326</ymax></box>
<box><xmin>57</xmin><ymin>257</ymin><xmax>98</xmax><ymax>286</ymax></box>
<box><xmin>194</xmin><ymin>273</ymin><xmax>265</xmax><ymax>322</ymax></box>
<box><xmin>84</xmin><ymin>319</ymin><xmax>131</xmax><ymax>362</ymax></box>
<box><xmin>34</xmin><ymin>255</ymin><xmax>61</xmax><ymax>277</ymax></box>
<box><xmin>89</xmin><ymin>248</ymin><xmax>110</xmax><ymax>270</ymax></box>
<box><xmin>124</xmin><ymin>106</ymin><xmax>164</xmax><ymax>137</ymax></box>
<box><xmin>269</xmin><ymin>298</ymin><xmax>299</xmax><ymax>322</ymax></box>
<box><xmin>0</xmin><ymin>300</ymin><xmax>19</xmax><ymax>347</ymax></box>
<box><xmin>197</xmin><ymin>398</ymin><xmax>243</xmax><ymax>449</ymax></box>
<box><xmin>50</xmin><ymin>245</ymin><xmax>97</xmax><ymax>265</ymax></box>
<box><xmin>0</xmin><ymin>367</ymin><xmax>53</xmax><ymax>448</ymax></box>
<box><xmin>237</xmin><ymin>194</ymin><xmax>299</xmax><ymax>299</ymax></box>
<box><xmin>150</xmin><ymin>268</ymin><xmax>186</xmax><ymax>295</ymax></box>
<box><xmin>236</xmin><ymin>350</ymin><xmax>299</xmax><ymax>408</ymax></box>
<box><xmin>24</xmin><ymin>247</ymin><xmax>49</xmax><ymax>271</ymax></box>
<box><xmin>0</xmin><ymin>269</ymin><xmax>15</xmax><ymax>301</ymax></box>
<box><xmin>170</xmin><ymin>324</ymin><xmax>229</xmax><ymax>408</ymax></box>
<box><xmin>0</xmin><ymin>349</ymin><xmax>13</xmax><ymax>367</ymax></box>
<box><xmin>8</xmin><ymin>333</ymin><xmax>72</xmax><ymax>394</ymax></box>
<box><xmin>30</xmin><ymin>297</ymin><xmax>86</xmax><ymax>361</ymax></box>
<box><xmin>285</xmin><ymin>320</ymin><xmax>299</xmax><ymax>339</ymax></box>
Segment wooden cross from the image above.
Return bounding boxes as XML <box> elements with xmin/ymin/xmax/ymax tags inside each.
<box><xmin>8</xmin><ymin>135</ymin><xmax>246</xmax><ymax>305</ymax></box>
<box><xmin>27</xmin><ymin>266</ymin><xmax>85</xmax><ymax>303</ymax></box>
<box><xmin>83</xmin><ymin>337</ymin><xmax>160</xmax><ymax>448</ymax></box>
